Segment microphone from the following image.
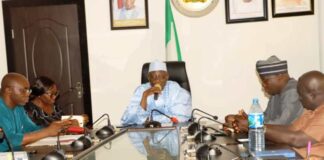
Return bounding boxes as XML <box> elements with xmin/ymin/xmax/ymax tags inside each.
<box><xmin>196</xmin><ymin>144</ymin><xmax>222</xmax><ymax>160</ymax></box>
<box><xmin>70</xmin><ymin>113</ymin><xmax>115</xmax><ymax>150</ymax></box>
<box><xmin>188</xmin><ymin>116</ymin><xmax>224</xmax><ymax>136</ymax></box>
<box><xmin>153</xmin><ymin>84</ymin><xmax>161</xmax><ymax>100</ymax></box>
<box><xmin>196</xmin><ymin>143</ymin><xmax>242</xmax><ymax>160</ymax></box>
<box><xmin>188</xmin><ymin>108</ymin><xmax>218</xmax><ymax>122</ymax></box>
<box><xmin>144</xmin><ymin>109</ymin><xmax>179</xmax><ymax>128</ymax></box>
<box><xmin>71</xmin><ymin>113</ymin><xmax>115</xmax><ymax>150</ymax></box>
<box><xmin>42</xmin><ymin>131</ymin><xmax>65</xmax><ymax>160</ymax></box>
<box><xmin>93</xmin><ymin>114</ymin><xmax>115</xmax><ymax>140</ymax></box>
<box><xmin>70</xmin><ymin>127</ymin><xmax>92</xmax><ymax>151</ymax></box>
<box><xmin>154</xmin><ymin>93</ymin><xmax>158</xmax><ymax>100</ymax></box>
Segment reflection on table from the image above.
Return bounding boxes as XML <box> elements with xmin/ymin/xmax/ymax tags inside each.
<box><xmin>77</xmin><ymin>127</ymin><xmax>180</xmax><ymax>160</ymax></box>
<box><xmin>128</xmin><ymin>129</ymin><xmax>179</xmax><ymax>160</ymax></box>
<box><xmin>67</xmin><ymin>125</ymin><xmax>303</xmax><ymax>160</ymax></box>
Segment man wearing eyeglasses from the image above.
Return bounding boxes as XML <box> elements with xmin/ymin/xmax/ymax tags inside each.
<box><xmin>0</xmin><ymin>73</ymin><xmax>70</xmax><ymax>151</ymax></box>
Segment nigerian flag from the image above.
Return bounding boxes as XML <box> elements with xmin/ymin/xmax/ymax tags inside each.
<box><xmin>165</xmin><ymin>0</ymin><xmax>182</xmax><ymax>61</ymax></box>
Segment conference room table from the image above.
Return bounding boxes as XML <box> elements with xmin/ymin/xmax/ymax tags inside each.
<box><xmin>67</xmin><ymin>123</ymin><xmax>302</xmax><ymax>160</ymax></box>
<box><xmin>23</xmin><ymin>122</ymin><xmax>303</xmax><ymax>160</ymax></box>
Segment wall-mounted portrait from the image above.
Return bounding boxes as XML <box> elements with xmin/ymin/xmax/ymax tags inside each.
<box><xmin>109</xmin><ymin>0</ymin><xmax>149</xmax><ymax>30</ymax></box>
<box><xmin>225</xmin><ymin>0</ymin><xmax>268</xmax><ymax>24</ymax></box>
<box><xmin>272</xmin><ymin>0</ymin><xmax>314</xmax><ymax>17</ymax></box>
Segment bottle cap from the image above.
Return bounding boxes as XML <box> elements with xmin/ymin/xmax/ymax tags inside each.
<box><xmin>252</xmin><ymin>98</ymin><xmax>259</xmax><ymax>105</ymax></box>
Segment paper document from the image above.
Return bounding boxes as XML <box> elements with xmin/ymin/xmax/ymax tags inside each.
<box><xmin>0</xmin><ymin>151</ymin><xmax>28</xmax><ymax>160</ymax></box>
<box><xmin>62</xmin><ymin>115</ymin><xmax>84</xmax><ymax>126</ymax></box>
<box><xmin>27</xmin><ymin>134</ymin><xmax>83</xmax><ymax>147</ymax></box>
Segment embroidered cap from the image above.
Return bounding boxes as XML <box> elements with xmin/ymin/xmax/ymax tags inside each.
<box><xmin>256</xmin><ymin>55</ymin><xmax>288</xmax><ymax>76</ymax></box>
<box><xmin>148</xmin><ymin>60</ymin><xmax>167</xmax><ymax>72</ymax></box>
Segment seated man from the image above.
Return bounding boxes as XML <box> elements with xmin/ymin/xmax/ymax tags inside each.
<box><xmin>0</xmin><ymin>73</ymin><xmax>71</xmax><ymax>151</ymax></box>
<box><xmin>234</xmin><ymin>71</ymin><xmax>324</xmax><ymax>158</ymax></box>
<box><xmin>121</xmin><ymin>60</ymin><xmax>192</xmax><ymax>125</ymax></box>
<box><xmin>225</xmin><ymin>55</ymin><xmax>304</xmax><ymax>130</ymax></box>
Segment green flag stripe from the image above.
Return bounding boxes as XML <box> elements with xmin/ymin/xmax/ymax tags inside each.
<box><xmin>172</xmin><ymin>21</ymin><xmax>182</xmax><ymax>61</ymax></box>
<box><xmin>165</xmin><ymin>0</ymin><xmax>182</xmax><ymax>61</ymax></box>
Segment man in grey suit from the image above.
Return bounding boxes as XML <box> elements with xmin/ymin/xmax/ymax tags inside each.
<box><xmin>225</xmin><ymin>55</ymin><xmax>304</xmax><ymax>132</ymax></box>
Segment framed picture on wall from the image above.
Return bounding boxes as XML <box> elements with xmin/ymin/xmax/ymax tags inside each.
<box><xmin>225</xmin><ymin>0</ymin><xmax>268</xmax><ymax>24</ymax></box>
<box><xmin>109</xmin><ymin>0</ymin><xmax>149</xmax><ymax>30</ymax></box>
<box><xmin>272</xmin><ymin>0</ymin><xmax>314</xmax><ymax>17</ymax></box>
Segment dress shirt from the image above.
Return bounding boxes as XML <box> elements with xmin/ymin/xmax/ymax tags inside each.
<box><xmin>0</xmin><ymin>98</ymin><xmax>42</xmax><ymax>151</ymax></box>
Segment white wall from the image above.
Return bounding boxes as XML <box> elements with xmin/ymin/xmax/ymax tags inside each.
<box><xmin>320</xmin><ymin>0</ymin><xmax>324</xmax><ymax>70</ymax></box>
<box><xmin>0</xmin><ymin>1</ymin><xmax>321</xmax><ymax>124</ymax></box>
<box><xmin>0</xmin><ymin>3</ymin><xmax>7</xmax><ymax>77</ymax></box>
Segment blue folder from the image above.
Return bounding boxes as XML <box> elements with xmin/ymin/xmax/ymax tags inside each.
<box><xmin>251</xmin><ymin>149</ymin><xmax>296</xmax><ymax>158</ymax></box>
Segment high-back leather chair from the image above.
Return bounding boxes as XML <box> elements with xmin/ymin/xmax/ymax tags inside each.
<box><xmin>141</xmin><ymin>61</ymin><xmax>191</xmax><ymax>93</ymax></box>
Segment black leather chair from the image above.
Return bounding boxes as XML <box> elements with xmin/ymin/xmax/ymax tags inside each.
<box><xmin>141</xmin><ymin>61</ymin><xmax>191</xmax><ymax>93</ymax></box>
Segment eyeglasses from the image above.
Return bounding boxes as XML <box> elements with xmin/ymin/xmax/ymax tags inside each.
<box><xmin>45</xmin><ymin>91</ymin><xmax>60</xmax><ymax>98</ymax></box>
<box><xmin>8</xmin><ymin>86</ymin><xmax>32</xmax><ymax>94</ymax></box>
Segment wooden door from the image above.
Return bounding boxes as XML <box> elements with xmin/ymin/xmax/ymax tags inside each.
<box><xmin>2</xmin><ymin>0</ymin><xmax>93</xmax><ymax>123</ymax></box>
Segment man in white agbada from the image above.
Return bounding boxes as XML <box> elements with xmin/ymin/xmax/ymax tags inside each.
<box><xmin>121</xmin><ymin>60</ymin><xmax>192</xmax><ymax>125</ymax></box>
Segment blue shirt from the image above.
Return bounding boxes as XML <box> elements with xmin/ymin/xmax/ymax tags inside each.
<box><xmin>121</xmin><ymin>81</ymin><xmax>192</xmax><ymax>125</ymax></box>
<box><xmin>0</xmin><ymin>98</ymin><xmax>42</xmax><ymax>151</ymax></box>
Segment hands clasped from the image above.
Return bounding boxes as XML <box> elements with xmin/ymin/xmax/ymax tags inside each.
<box><xmin>224</xmin><ymin>109</ymin><xmax>249</xmax><ymax>133</ymax></box>
<box><xmin>46</xmin><ymin>120</ymin><xmax>73</xmax><ymax>136</ymax></box>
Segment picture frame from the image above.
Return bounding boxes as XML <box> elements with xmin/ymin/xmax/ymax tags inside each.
<box><xmin>109</xmin><ymin>0</ymin><xmax>149</xmax><ymax>30</ymax></box>
<box><xmin>225</xmin><ymin>0</ymin><xmax>268</xmax><ymax>24</ymax></box>
<box><xmin>272</xmin><ymin>0</ymin><xmax>314</xmax><ymax>18</ymax></box>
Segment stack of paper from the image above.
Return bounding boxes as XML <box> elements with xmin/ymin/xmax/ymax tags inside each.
<box><xmin>27</xmin><ymin>134</ymin><xmax>83</xmax><ymax>147</ymax></box>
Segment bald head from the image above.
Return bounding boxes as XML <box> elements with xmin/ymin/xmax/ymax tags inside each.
<box><xmin>297</xmin><ymin>71</ymin><xmax>324</xmax><ymax>110</ymax></box>
<box><xmin>1</xmin><ymin>73</ymin><xmax>28</xmax><ymax>92</ymax></box>
<box><xmin>1</xmin><ymin>73</ymin><xmax>31</xmax><ymax>107</ymax></box>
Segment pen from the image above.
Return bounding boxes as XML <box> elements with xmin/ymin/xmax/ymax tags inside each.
<box><xmin>220</xmin><ymin>142</ymin><xmax>239</xmax><ymax>146</ymax></box>
<box><xmin>307</xmin><ymin>141</ymin><xmax>311</xmax><ymax>159</ymax></box>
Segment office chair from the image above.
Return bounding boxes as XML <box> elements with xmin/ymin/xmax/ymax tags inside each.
<box><xmin>141</xmin><ymin>61</ymin><xmax>191</xmax><ymax>93</ymax></box>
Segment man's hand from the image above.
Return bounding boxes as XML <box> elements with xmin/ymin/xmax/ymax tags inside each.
<box><xmin>233</xmin><ymin>115</ymin><xmax>248</xmax><ymax>133</ymax></box>
<box><xmin>140</xmin><ymin>84</ymin><xmax>162</xmax><ymax>110</ymax></box>
<box><xmin>143</xmin><ymin>84</ymin><xmax>162</xmax><ymax>97</ymax></box>
<box><xmin>223</xmin><ymin>109</ymin><xmax>248</xmax><ymax>133</ymax></box>
<box><xmin>223</xmin><ymin>114</ymin><xmax>235</xmax><ymax>133</ymax></box>
<box><xmin>22</xmin><ymin>120</ymin><xmax>72</xmax><ymax>146</ymax></box>
<box><xmin>45</xmin><ymin>121</ymin><xmax>72</xmax><ymax>137</ymax></box>
<box><xmin>82</xmin><ymin>114</ymin><xmax>89</xmax><ymax>125</ymax></box>
<box><xmin>238</xmin><ymin>109</ymin><xmax>248</xmax><ymax>119</ymax></box>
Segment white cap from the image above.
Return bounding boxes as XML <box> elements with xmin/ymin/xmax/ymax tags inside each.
<box><xmin>148</xmin><ymin>60</ymin><xmax>167</xmax><ymax>72</ymax></box>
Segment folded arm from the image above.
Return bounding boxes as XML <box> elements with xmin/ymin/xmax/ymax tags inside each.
<box><xmin>265</xmin><ymin>124</ymin><xmax>317</xmax><ymax>148</ymax></box>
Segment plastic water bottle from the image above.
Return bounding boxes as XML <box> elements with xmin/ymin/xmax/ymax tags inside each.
<box><xmin>248</xmin><ymin>98</ymin><xmax>265</xmax><ymax>152</ymax></box>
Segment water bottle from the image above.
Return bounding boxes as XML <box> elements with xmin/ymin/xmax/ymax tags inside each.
<box><xmin>248</xmin><ymin>98</ymin><xmax>265</xmax><ymax>152</ymax></box>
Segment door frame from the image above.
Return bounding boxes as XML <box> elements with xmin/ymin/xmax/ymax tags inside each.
<box><xmin>2</xmin><ymin>0</ymin><xmax>93</xmax><ymax>124</ymax></box>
